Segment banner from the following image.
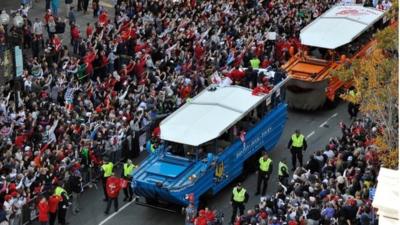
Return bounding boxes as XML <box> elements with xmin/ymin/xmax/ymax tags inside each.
<box><xmin>14</xmin><ymin>46</ymin><xmax>23</xmax><ymax>77</ymax></box>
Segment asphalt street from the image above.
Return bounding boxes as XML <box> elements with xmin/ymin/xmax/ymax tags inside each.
<box><xmin>0</xmin><ymin>1</ymin><xmax>352</xmax><ymax>225</ymax></box>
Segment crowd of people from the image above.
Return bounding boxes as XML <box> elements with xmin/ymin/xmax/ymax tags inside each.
<box><xmin>224</xmin><ymin>117</ymin><xmax>383</xmax><ymax>225</ymax></box>
<box><xmin>0</xmin><ymin>0</ymin><xmax>393</xmax><ymax>224</ymax></box>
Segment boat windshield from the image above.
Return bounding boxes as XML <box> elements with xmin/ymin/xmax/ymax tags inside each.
<box><xmin>165</xmin><ymin>142</ymin><xmax>199</xmax><ymax>160</ymax></box>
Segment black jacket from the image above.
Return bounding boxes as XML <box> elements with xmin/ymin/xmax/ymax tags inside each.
<box><xmin>68</xmin><ymin>175</ymin><xmax>82</xmax><ymax>193</ymax></box>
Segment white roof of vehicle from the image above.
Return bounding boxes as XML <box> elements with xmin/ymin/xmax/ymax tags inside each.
<box><xmin>300</xmin><ymin>5</ymin><xmax>384</xmax><ymax>49</ymax></box>
<box><xmin>160</xmin><ymin>85</ymin><xmax>266</xmax><ymax>146</ymax></box>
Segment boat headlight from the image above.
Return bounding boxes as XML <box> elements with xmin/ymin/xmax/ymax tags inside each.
<box><xmin>188</xmin><ymin>174</ymin><xmax>197</xmax><ymax>181</ymax></box>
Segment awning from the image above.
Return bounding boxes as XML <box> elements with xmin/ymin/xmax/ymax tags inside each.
<box><xmin>300</xmin><ymin>5</ymin><xmax>384</xmax><ymax>49</ymax></box>
<box><xmin>160</xmin><ymin>85</ymin><xmax>266</xmax><ymax>146</ymax></box>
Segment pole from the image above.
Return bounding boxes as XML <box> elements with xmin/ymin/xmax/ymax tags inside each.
<box><xmin>11</xmin><ymin>44</ymin><xmax>18</xmax><ymax>109</ymax></box>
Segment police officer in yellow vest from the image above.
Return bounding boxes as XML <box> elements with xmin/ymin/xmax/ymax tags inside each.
<box><xmin>54</xmin><ymin>182</ymin><xmax>70</xmax><ymax>225</ymax></box>
<box><xmin>255</xmin><ymin>152</ymin><xmax>273</xmax><ymax>196</ymax></box>
<box><xmin>122</xmin><ymin>159</ymin><xmax>137</xmax><ymax>201</ymax></box>
<box><xmin>288</xmin><ymin>129</ymin><xmax>307</xmax><ymax>171</ymax></box>
<box><xmin>230</xmin><ymin>183</ymin><xmax>249</xmax><ymax>224</ymax></box>
<box><xmin>347</xmin><ymin>87</ymin><xmax>360</xmax><ymax>120</ymax></box>
<box><xmin>101</xmin><ymin>157</ymin><xmax>114</xmax><ymax>201</ymax></box>
<box><xmin>278</xmin><ymin>158</ymin><xmax>289</xmax><ymax>185</ymax></box>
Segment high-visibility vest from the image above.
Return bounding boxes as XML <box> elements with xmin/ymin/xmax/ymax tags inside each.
<box><xmin>259</xmin><ymin>157</ymin><xmax>272</xmax><ymax>172</ymax></box>
<box><xmin>54</xmin><ymin>186</ymin><xmax>68</xmax><ymax>200</ymax></box>
<box><xmin>278</xmin><ymin>161</ymin><xmax>288</xmax><ymax>176</ymax></box>
<box><xmin>250</xmin><ymin>58</ymin><xmax>260</xmax><ymax>69</ymax></box>
<box><xmin>232</xmin><ymin>187</ymin><xmax>246</xmax><ymax>203</ymax></box>
<box><xmin>102</xmin><ymin>162</ymin><xmax>114</xmax><ymax>177</ymax></box>
<box><xmin>349</xmin><ymin>90</ymin><xmax>358</xmax><ymax>103</ymax></box>
<box><xmin>291</xmin><ymin>134</ymin><xmax>304</xmax><ymax>148</ymax></box>
<box><xmin>123</xmin><ymin>163</ymin><xmax>135</xmax><ymax>177</ymax></box>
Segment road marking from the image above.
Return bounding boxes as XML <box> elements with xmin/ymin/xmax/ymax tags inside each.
<box><xmin>319</xmin><ymin>121</ymin><xmax>328</xmax><ymax>128</ymax></box>
<box><xmin>98</xmin><ymin>200</ymin><xmax>135</xmax><ymax>225</ymax></box>
<box><xmin>306</xmin><ymin>131</ymin><xmax>315</xmax><ymax>139</ymax></box>
<box><xmin>330</xmin><ymin>113</ymin><xmax>338</xmax><ymax>118</ymax></box>
<box><xmin>100</xmin><ymin>2</ymin><xmax>114</xmax><ymax>8</ymax></box>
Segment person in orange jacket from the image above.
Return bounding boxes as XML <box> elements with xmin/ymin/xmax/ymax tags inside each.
<box><xmin>38</xmin><ymin>196</ymin><xmax>49</xmax><ymax>225</ymax></box>
<box><xmin>104</xmin><ymin>173</ymin><xmax>122</xmax><ymax>214</ymax></box>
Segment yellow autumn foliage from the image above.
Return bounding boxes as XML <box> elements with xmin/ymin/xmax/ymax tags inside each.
<box><xmin>333</xmin><ymin>24</ymin><xmax>399</xmax><ymax>169</ymax></box>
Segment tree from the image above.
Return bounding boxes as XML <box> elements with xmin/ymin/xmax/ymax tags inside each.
<box><xmin>333</xmin><ymin>24</ymin><xmax>399</xmax><ymax>169</ymax></box>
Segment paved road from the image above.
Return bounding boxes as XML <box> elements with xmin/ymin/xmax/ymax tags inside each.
<box><xmin>0</xmin><ymin>1</ymin><xmax>352</xmax><ymax>225</ymax></box>
<box><xmin>57</xmin><ymin>102</ymin><xmax>350</xmax><ymax>225</ymax></box>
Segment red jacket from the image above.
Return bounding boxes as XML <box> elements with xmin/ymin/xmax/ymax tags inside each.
<box><xmin>71</xmin><ymin>26</ymin><xmax>80</xmax><ymax>40</ymax></box>
<box><xmin>229</xmin><ymin>69</ymin><xmax>246</xmax><ymax>82</ymax></box>
<box><xmin>106</xmin><ymin>176</ymin><xmax>122</xmax><ymax>198</ymax></box>
<box><xmin>48</xmin><ymin>195</ymin><xmax>60</xmax><ymax>213</ymax></box>
<box><xmin>205</xmin><ymin>210</ymin><xmax>215</xmax><ymax>222</ymax></box>
<box><xmin>133</xmin><ymin>57</ymin><xmax>146</xmax><ymax>78</ymax></box>
<box><xmin>86</xmin><ymin>25</ymin><xmax>93</xmax><ymax>37</ymax></box>
<box><xmin>194</xmin><ymin>44</ymin><xmax>204</xmax><ymax>60</ymax></box>
<box><xmin>194</xmin><ymin>216</ymin><xmax>207</xmax><ymax>225</ymax></box>
<box><xmin>38</xmin><ymin>200</ymin><xmax>49</xmax><ymax>222</ymax></box>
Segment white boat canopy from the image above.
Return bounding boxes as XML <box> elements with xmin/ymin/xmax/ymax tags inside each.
<box><xmin>300</xmin><ymin>5</ymin><xmax>384</xmax><ymax>49</ymax></box>
<box><xmin>160</xmin><ymin>85</ymin><xmax>266</xmax><ymax>146</ymax></box>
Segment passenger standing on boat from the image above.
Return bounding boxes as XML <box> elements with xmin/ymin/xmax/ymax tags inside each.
<box><xmin>288</xmin><ymin>129</ymin><xmax>307</xmax><ymax>171</ymax></box>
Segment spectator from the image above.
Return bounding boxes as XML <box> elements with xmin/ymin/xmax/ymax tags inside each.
<box><xmin>48</xmin><ymin>193</ymin><xmax>60</xmax><ymax>225</ymax></box>
<box><xmin>104</xmin><ymin>173</ymin><xmax>121</xmax><ymax>215</ymax></box>
<box><xmin>0</xmin><ymin>206</ymin><xmax>7</xmax><ymax>225</ymax></box>
<box><xmin>38</xmin><ymin>196</ymin><xmax>49</xmax><ymax>225</ymax></box>
<box><xmin>238</xmin><ymin>116</ymin><xmax>385</xmax><ymax>225</ymax></box>
<box><xmin>67</xmin><ymin>169</ymin><xmax>82</xmax><ymax>215</ymax></box>
<box><xmin>0</xmin><ymin>1</ymin><xmax>374</xmax><ymax>224</ymax></box>
<box><xmin>183</xmin><ymin>202</ymin><xmax>196</xmax><ymax>225</ymax></box>
<box><xmin>65</xmin><ymin>0</ymin><xmax>73</xmax><ymax>16</ymax></box>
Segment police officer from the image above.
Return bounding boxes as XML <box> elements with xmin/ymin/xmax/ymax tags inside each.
<box><xmin>288</xmin><ymin>129</ymin><xmax>307</xmax><ymax>171</ymax></box>
<box><xmin>348</xmin><ymin>87</ymin><xmax>360</xmax><ymax>120</ymax></box>
<box><xmin>101</xmin><ymin>157</ymin><xmax>114</xmax><ymax>201</ymax></box>
<box><xmin>230</xmin><ymin>183</ymin><xmax>249</xmax><ymax>224</ymax></box>
<box><xmin>54</xmin><ymin>182</ymin><xmax>70</xmax><ymax>225</ymax></box>
<box><xmin>255</xmin><ymin>152</ymin><xmax>273</xmax><ymax>196</ymax></box>
<box><xmin>278</xmin><ymin>158</ymin><xmax>289</xmax><ymax>186</ymax></box>
<box><xmin>122</xmin><ymin>159</ymin><xmax>136</xmax><ymax>201</ymax></box>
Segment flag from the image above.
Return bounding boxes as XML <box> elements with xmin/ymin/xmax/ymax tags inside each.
<box><xmin>211</xmin><ymin>71</ymin><xmax>222</xmax><ymax>84</ymax></box>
